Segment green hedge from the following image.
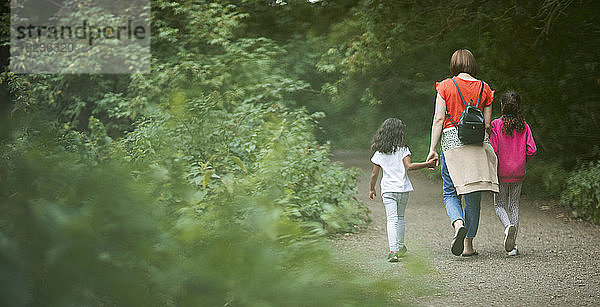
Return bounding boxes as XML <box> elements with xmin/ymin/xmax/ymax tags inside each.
<box><xmin>561</xmin><ymin>161</ymin><xmax>600</xmax><ymax>224</ymax></box>
<box><xmin>0</xmin><ymin>149</ymin><xmax>386</xmax><ymax>306</ymax></box>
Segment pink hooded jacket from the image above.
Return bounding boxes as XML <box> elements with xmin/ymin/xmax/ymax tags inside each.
<box><xmin>490</xmin><ymin>117</ymin><xmax>537</xmax><ymax>183</ymax></box>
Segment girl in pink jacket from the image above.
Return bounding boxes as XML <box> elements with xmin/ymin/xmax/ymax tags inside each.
<box><xmin>490</xmin><ymin>91</ymin><xmax>537</xmax><ymax>256</ymax></box>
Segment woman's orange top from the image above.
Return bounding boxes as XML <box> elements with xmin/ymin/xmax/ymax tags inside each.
<box><xmin>436</xmin><ymin>77</ymin><xmax>495</xmax><ymax>129</ymax></box>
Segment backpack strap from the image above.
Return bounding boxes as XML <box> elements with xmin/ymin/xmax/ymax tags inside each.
<box><xmin>445</xmin><ymin>109</ymin><xmax>459</xmax><ymax>128</ymax></box>
<box><xmin>450</xmin><ymin>78</ymin><xmax>468</xmax><ymax>108</ymax></box>
<box><xmin>475</xmin><ymin>80</ymin><xmax>485</xmax><ymax>108</ymax></box>
<box><xmin>445</xmin><ymin>78</ymin><xmax>467</xmax><ymax>128</ymax></box>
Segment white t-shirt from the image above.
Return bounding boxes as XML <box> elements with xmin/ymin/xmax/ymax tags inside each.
<box><xmin>371</xmin><ymin>147</ymin><xmax>414</xmax><ymax>194</ymax></box>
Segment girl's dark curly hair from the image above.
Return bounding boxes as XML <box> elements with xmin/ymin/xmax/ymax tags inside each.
<box><xmin>370</xmin><ymin>118</ymin><xmax>407</xmax><ymax>153</ymax></box>
<box><xmin>501</xmin><ymin>91</ymin><xmax>526</xmax><ymax>136</ymax></box>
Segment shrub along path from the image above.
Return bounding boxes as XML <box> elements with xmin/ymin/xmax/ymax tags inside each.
<box><xmin>331</xmin><ymin>151</ymin><xmax>600</xmax><ymax>306</ymax></box>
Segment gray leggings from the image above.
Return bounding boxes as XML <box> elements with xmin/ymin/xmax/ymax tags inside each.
<box><xmin>494</xmin><ymin>182</ymin><xmax>523</xmax><ymax>242</ymax></box>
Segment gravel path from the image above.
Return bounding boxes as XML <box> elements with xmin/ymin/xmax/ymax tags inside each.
<box><xmin>330</xmin><ymin>151</ymin><xmax>600</xmax><ymax>306</ymax></box>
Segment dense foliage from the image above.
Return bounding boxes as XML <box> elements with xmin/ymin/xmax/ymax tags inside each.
<box><xmin>0</xmin><ymin>1</ymin><xmax>415</xmax><ymax>305</ymax></box>
<box><xmin>561</xmin><ymin>161</ymin><xmax>600</xmax><ymax>224</ymax></box>
<box><xmin>0</xmin><ymin>120</ymin><xmax>389</xmax><ymax>305</ymax></box>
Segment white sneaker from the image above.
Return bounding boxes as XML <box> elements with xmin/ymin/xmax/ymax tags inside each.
<box><xmin>504</xmin><ymin>225</ymin><xmax>516</xmax><ymax>252</ymax></box>
<box><xmin>508</xmin><ymin>245</ymin><xmax>518</xmax><ymax>256</ymax></box>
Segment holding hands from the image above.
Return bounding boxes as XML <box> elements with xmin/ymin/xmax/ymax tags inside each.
<box><xmin>426</xmin><ymin>150</ymin><xmax>439</xmax><ymax>170</ymax></box>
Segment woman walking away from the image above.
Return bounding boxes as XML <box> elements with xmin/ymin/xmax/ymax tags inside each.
<box><xmin>369</xmin><ymin>118</ymin><xmax>437</xmax><ymax>262</ymax></box>
<box><xmin>427</xmin><ymin>49</ymin><xmax>499</xmax><ymax>257</ymax></box>
<box><xmin>490</xmin><ymin>91</ymin><xmax>537</xmax><ymax>256</ymax></box>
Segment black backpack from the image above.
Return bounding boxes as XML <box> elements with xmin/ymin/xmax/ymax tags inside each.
<box><xmin>445</xmin><ymin>78</ymin><xmax>485</xmax><ymax>145</ymax></box>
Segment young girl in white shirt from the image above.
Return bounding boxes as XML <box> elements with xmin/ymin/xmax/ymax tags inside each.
<box><xmin>369</xmin><ymin>118</ymin><xmax>437</xmax><ymax>262</ymax></box>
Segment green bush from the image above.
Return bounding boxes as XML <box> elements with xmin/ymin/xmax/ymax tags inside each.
<box><xmin>561</xmin><ymin>161</ymin><xmax>600</xmax><ymax>224</ymax></box>
<box><xmin>0</xmin><ymin>2</ymin><xmax>434</xmax><ymax>304</ymax></box>
<box><xmin>0</xmin><ymin>128</ymin><xmax>395</xmax><ymax>306</ymax></box>
<box><xmin>118</xmin><ymin>96</ymin><xmax>368</xmax><ymax>234</ymax></box>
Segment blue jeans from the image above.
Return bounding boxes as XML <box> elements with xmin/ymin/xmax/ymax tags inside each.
<box><xmin>440</xmin><ymin>150</ymin><xmax>481</xmax><ymax>238</ymax></box>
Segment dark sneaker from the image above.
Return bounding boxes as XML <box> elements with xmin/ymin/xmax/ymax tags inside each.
<box><xmin>387</xmin><ymin>251</ymin><xmax>399</xmax><ymax>262</ymax></box>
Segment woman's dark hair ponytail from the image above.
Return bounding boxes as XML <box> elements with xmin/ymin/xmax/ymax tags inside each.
<box><xmin>501</xmin><ymin>91</ymin><xmax>526</xmax><ymax>136</ymax></box>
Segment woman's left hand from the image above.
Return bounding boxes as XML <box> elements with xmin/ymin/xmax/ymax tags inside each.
<box><xmin>426</xmin><ymin>150</ymin><xmax>439</xmax><ymax>168</ymax></box>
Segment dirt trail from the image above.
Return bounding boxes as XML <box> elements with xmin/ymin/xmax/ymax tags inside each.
<box><xmin>331</xmin><ymin>151</ymin><xmax>600</xmax><ymax>306</ymax></box>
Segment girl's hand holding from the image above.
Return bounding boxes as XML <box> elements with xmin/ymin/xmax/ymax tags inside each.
<box><xmin>426</xmin><ymin>150</ymin><xmax>439</xmax><ymax>170</ymax></box>
<box><xmin>426</xmin><ymin>150</ymin><xmax>439</xmax><ymax>166</ymax></box>
<box><xmin>368</xmin><ymin>190</ymin><xmax>377</xmax><ymax>200</ymax></box>
<box><xmin>425</xmin><ymin>156</ymin><xmax>438</xmax><ymax>170</ymax></box>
